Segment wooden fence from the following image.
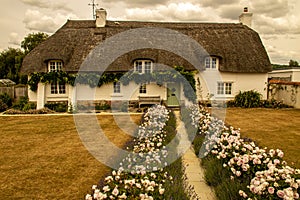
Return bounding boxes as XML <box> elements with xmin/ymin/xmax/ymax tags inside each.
<box><xmin>0</xmin><ymin>85</ymin><xmax>28</xmax><ymax>101</ymax></box>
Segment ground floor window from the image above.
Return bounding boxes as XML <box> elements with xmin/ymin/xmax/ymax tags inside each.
<box><xmin>113</xmin><ymin>82</ymin><xmax>121</xmax><ymax>93</ymax></box>
<box><xmin>217</xmin><ymin>82</ymin><xmax>232</xmax><ymax>95</ymax></box>
<box><xmin>139</xmin><ymin>84</ymin><xmax>147</xmax><ymax>94</ymax></box>
<box><xmin>51</xmin><ymin>83</ymin><xmax>66</xmax><ymax>94</ymax></box>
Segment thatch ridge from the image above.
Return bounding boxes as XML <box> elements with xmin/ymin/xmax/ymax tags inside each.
<box><xmin>22</xmin><ymin>19</ymin><xmax>271</xmax><ymax>74</ymax></box>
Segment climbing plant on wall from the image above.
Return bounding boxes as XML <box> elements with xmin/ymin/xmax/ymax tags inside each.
<box><xmin>27</xmin><ymin>66</ymin><xmax>197</xmax><ymax>102</ymax></box>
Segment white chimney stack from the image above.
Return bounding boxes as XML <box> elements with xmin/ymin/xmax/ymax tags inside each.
<box><xmin>96</xmin><ymin>8</ymin><xmax>107</xmax><ymax>27</ymax></box>
<box><xmin>239</xmin><ymin>7</ymin><xmax>253</xmax><ymax>27</ymax></box>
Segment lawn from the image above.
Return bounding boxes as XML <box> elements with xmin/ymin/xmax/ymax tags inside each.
<box><xmin>224</xmin><ymin>108</ymin><xmax>300</xmax><ymax>168</ymax></box>
<box><xmin>1</xmin><ymin>108</ymin><xmax>299</xmax><ymax>199</ymax></box>
<box><xmin>0</xmin><ymin>114</ymin><xmax>142</xmax><ymax>200</ymax></box>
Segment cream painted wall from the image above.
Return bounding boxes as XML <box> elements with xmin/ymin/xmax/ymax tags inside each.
<box><xmin>75</xmin><ymin>82</ymin><xmax>167</xmax><ymax>102</ymax></box>
<box><xmin>195</xmin><ymin>71</ymin><xmax>268</xmax><ymax>101</ymax></box>
<box><xmin>270</xmin><ymin>84</ymin><xmax>300</xmax><ymax>108</ymax></box>
<box><xmin>28</xmin><ymin>86</ymin><xmax>37</xmax><ymax>102</ymax></box>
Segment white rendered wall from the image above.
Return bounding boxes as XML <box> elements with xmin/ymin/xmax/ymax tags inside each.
<box><xmin>195</xmin><ymin>72</ymin><xmax>268</xmax><ymax>101</ymax></box>
<box><xmin>75</xmin><ymin>82</ymin><xmax>167</xmax><ymax>102</ymax></box>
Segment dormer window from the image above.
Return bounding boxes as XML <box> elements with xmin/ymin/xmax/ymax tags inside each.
<box><xmin>205</xmin><ymin>57</ymin><xmax>218</xmax><ymax>69</ymax></box>
<box><xmin>134</xmin><ymin>60</ymin><xmax>153</xmax><ymax>74</ymax></box>
<box><xmin>48</xmin><ymin>60</ymin><xmax>63</xmax><ymax>72</ymax></box>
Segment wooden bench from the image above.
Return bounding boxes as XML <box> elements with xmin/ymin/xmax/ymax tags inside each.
<box><xmin>138</xmin><ymin>96</ymin><xmax>161</xmax><ymax>108</ymax></box>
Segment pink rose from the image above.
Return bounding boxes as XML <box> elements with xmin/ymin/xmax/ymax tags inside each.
<box><xmin>268</xmin><ymin>187</ymin><xmax>275</xmax><ymax>194</ymax></box>
<box><xmin>276</xmin><ymin>190</ymin><xmax>285</xmax><ymax>198</ymax></box>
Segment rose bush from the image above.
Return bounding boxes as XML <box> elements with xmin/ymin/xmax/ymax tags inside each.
<box><xmin>86</xmin><ymin>105</ymin><xmax>174</xmax><ymax>200</ymax></box>
<box><xmin>186</xmin><ymin>104</ymin><xmax>300</xmax><ymax>200</ymax></box>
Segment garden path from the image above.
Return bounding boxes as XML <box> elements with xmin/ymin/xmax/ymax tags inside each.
<box><xmin>175</xmin><ymin>111</ymin><xmax>216</xmax><ymax>200</ymax></box>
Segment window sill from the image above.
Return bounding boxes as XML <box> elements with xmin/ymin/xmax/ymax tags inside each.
<box><xmin>215</xmin><ymin>95</ymin><xmax>234</xmax><ymax>99</ymax></box>
<box><xmin>48</xmin><ymin>94</ymin><xmax>68</xmax><ymax>97</ymax></box>
<box><xmin>111</xmin><ymin>93</ymin><xmax>123</xmax><ymax>97</ymax></box>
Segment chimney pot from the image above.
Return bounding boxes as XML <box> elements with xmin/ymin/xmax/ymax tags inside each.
<box><xmin>95</xmin><ymin>8</ymin><xmax>107</xmax><ymax>28</ymax></box>
<box><xmin>239</xmin><ymin>7</ymin><xmax>253</xmax><ymax>27</ymax></box>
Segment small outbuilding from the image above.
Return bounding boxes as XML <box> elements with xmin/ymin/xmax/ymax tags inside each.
<box><xmin>0</xmin><ymin>79</ymin><xmax>16</xmax><ymax>99</ymax></box>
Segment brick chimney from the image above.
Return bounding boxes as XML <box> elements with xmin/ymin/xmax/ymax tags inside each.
<box><xmin>96</xmin><ymin>8</ymin><xmax>107</xmax><ymax>27</ymax></box>
<box><xmin>239</xmin><ymin>7</ymin><xmax>253</xmax><ymax>27</ymax></box>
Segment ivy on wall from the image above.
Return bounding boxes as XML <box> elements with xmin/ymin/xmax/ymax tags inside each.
<box><xmin>28</xmin><ymin>66</ymin><xmax>197</xmax><ymax>102</ymax></box>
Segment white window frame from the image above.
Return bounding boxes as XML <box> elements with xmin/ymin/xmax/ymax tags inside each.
<box><xmin>48</xmin><ymin>60</ymin><xmax>63</xmax><ymax>72</ymax></box>
<box><xmin>134</xmin><ymin>60</ymin><xmax>153</xmax><ymax>74</ymax></box>
<box><xmin>51</xmin><ymin>82</ymin><xmax>66</xmax><ymax>94</ymax></box>
<box><xmin>113</xmin><ymin>82</ymin><xmax>121</xmax><ymax>93</ymax></box>
<box><xmin>217</xmin><ymin>82</ymin><xmax>233</xmax><ymax>95</ymax></box>
<box><xmin>139</xmin><ymin>84</ymin><xmax>147</xmax><ymax>94</ymax></box>
<box><xmin>205</xmin><ymin>57</ymin><xmax>219</xmax><ymax>70</ymax></box>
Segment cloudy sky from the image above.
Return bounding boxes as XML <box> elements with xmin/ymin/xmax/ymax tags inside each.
<box><xmin>0</xmin><ymin>0</ymin><xmax>299</xmax><ymax>64</ymax></box>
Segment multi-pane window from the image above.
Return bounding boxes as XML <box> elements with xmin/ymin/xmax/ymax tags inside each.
<box><xmin>211</xmin><ymin>57</ymin><xmax>217</xmax><ymax>68</ymax></box>
<box><xmin>134</xmin><ymin>60</ymin><xmax>153</xmax><ymax>74</ymax></box>
<box><xmin>113</xmin><ymin>82</ymin><xmax>121</xmax><ymax>93</ymax></box>
<box><xmin>135</xmin><ymin>61</ymin><xmax>143</xmax><ymax>73</ymax></box>
<box><xmin>139</xmin><ymin>84</ymin><xmax>147</xmax><ymax>94</ymax></box>
<box><xmin>51</xmin><ymin>83</ymin><xmax>66</xmax><ymax>94</ymax></box>
<box><xmin>205</xmin><ymin>57</ymin><xmax>218</xmax><ymax>69</ymax></box>
<box><xmin>49</xmin><ymin>61</ymin><xmax>63</xmax><ymax>72</ymax></box>
<box><xmin>144</xmin><ymin>61</ymin><xmax>152</xmax><ymax>74</ymax></box>
<box><xmin>217</xmin><ymin>82</ymin><xmax>232</xmax><ymax>95</ymax></box>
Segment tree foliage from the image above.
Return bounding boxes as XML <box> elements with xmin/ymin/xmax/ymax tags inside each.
<box><xmin>289</xmin><ymin>59</ymin><xmax>299</xmax><ymax>67</ymax></box>
<box><xmin>272</xmin><ymin>59</ymin><xmax>299</xmax><ymax>70</ymax></box>
<box><xmin>0</xmin><ymin>48</ymin><xmax>25</xmax><ymax>83</ymax></box>
<box><xmin>0</xmin><ymin>32</ymin><xmax>49</xmax><ymax>84</ymax></box>
<box><xmin>21</xmin><ymin>32</ymin><xmax>49</xmax><ymax>54</ymax></box>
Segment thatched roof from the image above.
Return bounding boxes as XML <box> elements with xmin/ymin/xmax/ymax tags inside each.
<box><xmin>22</xmin><ymin>19</ymin><xmax>271</xmax><ymax>74</ymax></box>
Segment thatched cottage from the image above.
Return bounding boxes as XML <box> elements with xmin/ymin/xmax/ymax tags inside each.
<box><xmin>22</xmin><ymin>8</ymin><xmax>271</xmax><ymax>109</ymax></box>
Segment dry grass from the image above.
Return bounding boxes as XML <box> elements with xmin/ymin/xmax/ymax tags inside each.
<box><xmin>0</xmin><ymin>114</ymin><xmax>142</xmax><ymax>200</ymax></box>
<box><xmin>223</xmin><ymin>108</ymin><xmax>300</xmax><ymax>168</ymax></box>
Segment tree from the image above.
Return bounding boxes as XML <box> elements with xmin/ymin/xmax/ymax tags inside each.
<box><xmin>289</xmin><ymin>59</ymin><xmax>299</xmax><ymax>67</ymax></box>
<box><xmin>0</xmin><ymin>48</ymin><xmax>25</xmax><ymax>83</ymax></box>
<box><xmin>21</xmin><ymin>32</ymin><xmax>49</xmax><ymax>54</ymax></box>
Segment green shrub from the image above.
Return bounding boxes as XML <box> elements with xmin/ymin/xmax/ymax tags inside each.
<box><xmin>12</xmin><ymin>96</ymin><xmax>29</xmax><ymax>110</ymax></box>
<box><xmin>260</xmin><ymin>99</ymin><xmax>292</xmax><ymax>108</ymax></box>
<box><xmin>4</xmin><ymin>108</ymin><xmax>54</xmax><ymax>115</ymax></box>
<box><xmin>11</xmin><ymin>96</ymin><xmax>36</xmax><ymax>111</ymax></box>
<box><xmin>192</xmin><ymin>135</ymin><xmax>205</xmax><ymax>156</ymax></box>
<box><xmin>232</xmin><ymin>90</ymin><xmax>262</xmax><ymax>108</ymax></box>
<box><xmin>0</xmin><ymin>99</ymin><xmax>8</xmax><ymax>112</ymax></box>
<box><xmin>22</xmin><ymin>102</ymin><xmax>36</xmax><ymax>111</ymax></box>
<box><xmin>95</xmin><ymin>101</ymin><xmax>111</xmax><ymax>110</ymax></box>
<box><xmin>44</xmin><ymin>102</ymin><xmax>68</xmax><ymax>112</ymax></box>
<box><xmin>227</xmin><ymin>97</ymin><xmax>293</xmax><ymax>109</ymax></box>
<box><xmin>0</xmin><ymin>93</ymin><xmax>12</xmax><ymax>107</ymax></box>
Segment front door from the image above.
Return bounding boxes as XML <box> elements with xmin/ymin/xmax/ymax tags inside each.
<box><xmin>167</xmin><ymin>83</ymin><xmax>180</xmax><ymax>107</ymax></box>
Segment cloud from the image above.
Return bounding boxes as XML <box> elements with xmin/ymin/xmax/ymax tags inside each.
<box><xmin>265</xmin><ymin>44</ymin><xmax>300</xmax><ymax>64</ymax></box>
<box><xmin>23</xmin><ymin>9</ymin><xmax>77</xmax><ymax>33</ymax></box>
<box><xmin>253</xmin><ymin>14</ymin><xmax>300</xmax><ymax>35</ymax></box>
<box><xmin>23</xmin><ymin>10</ymin><xmax>57</xmax><ymax>33</ymax></box>
<box><xmin>101</xmin><ymin>0</ymin><xmax>169</xmax><ymax>7</ymax></box>
<box><xmin>124</xmin><ymin>3</ymin><xmax>215</xmax><ymax>21</ymax></box>
<box><xmin>8</xmin><ymin>33</ymin><xmax>22</xmax><ymax>46</ymax></box>
<box><xmin>218</xmin><ymin>4</ymin><xmax>243</xmax><ymax>20</ymax></box>
<box><xmin>250</xmin><ymin>0</ymin><xmax>289</xmax><ymax>18</ymax></box>
<box><xmin>20</xmin><ymin>0</ymin><xmax>72</xmax><ymax>12</ymax></box>
<box><xmin>200</xmin><ymin>0</ymin><xmax>240</xmax><ymax>8</ymax></box>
